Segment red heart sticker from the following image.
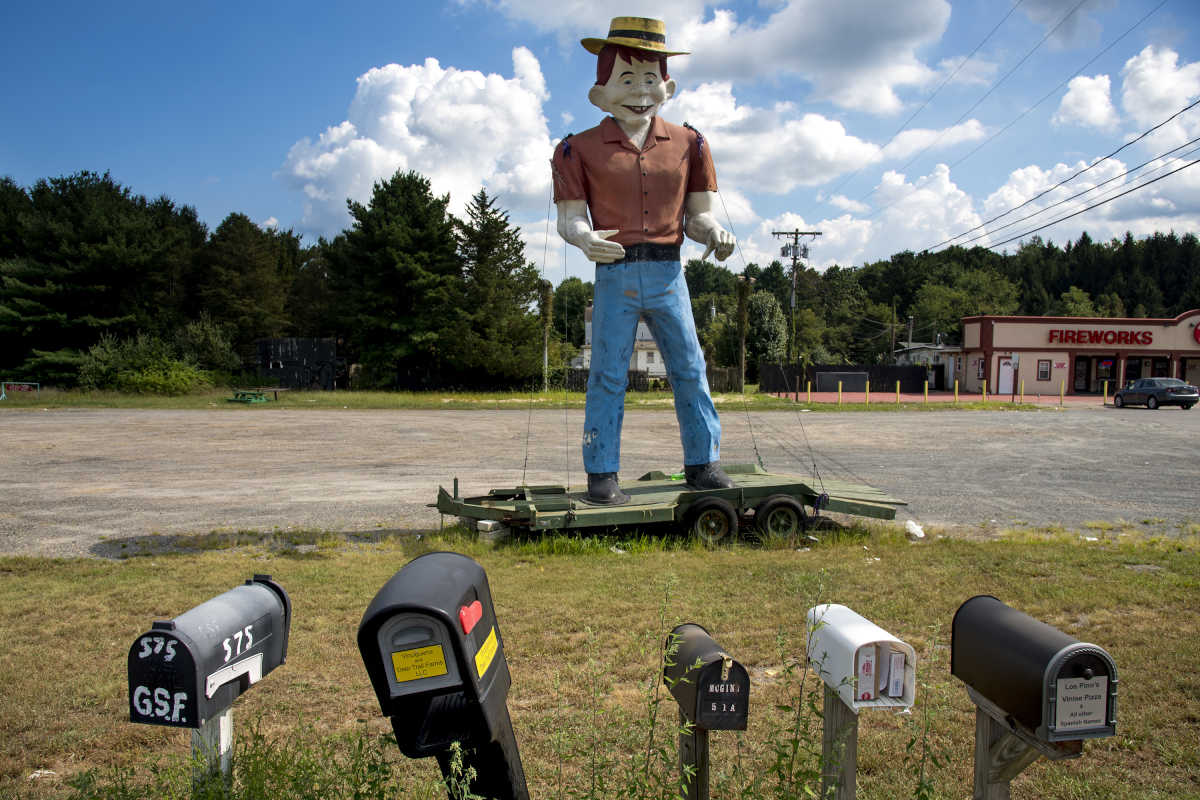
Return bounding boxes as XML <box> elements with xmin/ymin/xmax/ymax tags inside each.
<box><xmin>458</xmin><ymin>600</ymin><xmax>483</xmax><ymax>634</ymax></box>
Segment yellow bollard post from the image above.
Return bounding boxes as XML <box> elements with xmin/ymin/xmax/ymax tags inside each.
<box><xmin>807</xmin><ymin>380</ymin><xmax>811</xmax><ymax>404</ymax></box>
<box><xmin>1060</xmin><ymin>380</ymin><xmax>1065</xmax><ymax>407</ymax></box>
<box><xmin>865</xmin><ymin>379</ymin><xmax>870</xmax><ymax>406</ymax></box>
<box><xmin>838</xmin><ymin>381</ymin><xmax>843</xmax><ymax>406</ymax></box>
<box><xmin>954</xmin><ymin>379</ymin><xmax>959</xmax><ymax>403</ymax></box>
<box><xmin>983</xmin><ymin>379</ymin><xmax>988</xmax><ymax>403</ymax></box>
<box><xmin>896</xmin><ymin>380</ymin><xmax>901</xmax><ymax>404</ymax></box>
<box><xmin>1020</xmin><ymin>380</ymin><xmax>1025</xmax><ymax>403</ymax></box>
<box><xmin>1103</xmin><ymin>380</ymin><xmax>1108</xmax><ymax>406</ymax></box>
<box><xmin>923</xmin><ymin>380</ymin><xmax>928</xmax><ymax>404</ymax></box>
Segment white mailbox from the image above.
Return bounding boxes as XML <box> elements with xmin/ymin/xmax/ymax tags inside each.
<box><xmin>806</xmin><ymin>604</ymin><xmax>916</xmax><ymax>712</ymax></box>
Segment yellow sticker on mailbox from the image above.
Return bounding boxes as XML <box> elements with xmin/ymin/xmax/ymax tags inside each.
<box><xmin>391</xmin><ymin>644</ymin><xmax>448</xmax><ymax>682</ymax></box>
<box><xmin>474</xmin><ymin>626</ymin><xmax>498</xmax><ymax>678</ymax></box>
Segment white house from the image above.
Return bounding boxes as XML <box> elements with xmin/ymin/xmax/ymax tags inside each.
<box><xmin>575</xmin><ymin>305</ymin><xmax>667</xmax><ymax>378</ymax></box>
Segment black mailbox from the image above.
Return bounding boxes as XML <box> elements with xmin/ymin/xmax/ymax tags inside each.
<box><xmin>128</xmin><ymin>575</ymin><xmax>291</xmax><ymax>728</ymax></box>
<box><xmin>664</xmin><ymin>623</ymin><xmax>750</xmax><ymax>731</ymax></box>
<box><xmin>358</xmin><ymin>552</ymin><xmax>527</xmax><ymax>800</ymax></box>
<box><xmin>952</xmin><ymin>595</ymin><xmax>1117</xmax><ymax>742</ymax></box>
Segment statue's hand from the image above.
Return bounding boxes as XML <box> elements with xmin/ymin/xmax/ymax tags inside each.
<box><xmin>581</xmin><ymin>229</ymin><xmax>625</xmax><ymax>263</ymax></box>
<box><xmin>701</xmin><ymin>228</ymin><xmax>736</xmax><ymax>262</ymax></box>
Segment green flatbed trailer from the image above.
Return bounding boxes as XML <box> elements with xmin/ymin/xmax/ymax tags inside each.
<box><xmin>435</xmin><ymin>464</ymin><xmax>906</xmax><ymax>542</ymax></box>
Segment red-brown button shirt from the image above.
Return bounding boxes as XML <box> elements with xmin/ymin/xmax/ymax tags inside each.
<box><xmin>551</xmin><ymin>116</ymin><xmax>718</xmax><ymax>247</ymax></box>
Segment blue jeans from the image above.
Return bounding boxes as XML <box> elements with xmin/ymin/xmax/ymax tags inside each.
<box><xmin>584</xmin><ymin>259</ymin><xmax>721</xmax><ymax>474</ymax></box>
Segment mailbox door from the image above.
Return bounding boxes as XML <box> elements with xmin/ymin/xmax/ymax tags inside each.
<box><xmin>694</xmin><ymin>660</ymin><xmax>750</xmax><ymax>731</ymax></box>
<box><xmin>128</xmin><ymin>628</ymin><xmax>199</xmax><ymax>728</ymax></box>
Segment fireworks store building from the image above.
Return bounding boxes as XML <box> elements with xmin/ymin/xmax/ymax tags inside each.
<box><xmin>958</xmin><ymin>309</ymin><xmax>1200</xmax><ymax>395</ymax></box>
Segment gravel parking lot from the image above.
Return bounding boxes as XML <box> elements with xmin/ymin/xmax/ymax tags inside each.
<box><xmin>1</xmin><ymin>405</ymin><xmax>1197</xmax><ymax>557</ymax></box>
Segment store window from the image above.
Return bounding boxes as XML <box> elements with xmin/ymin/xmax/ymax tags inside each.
<box><xmin>1097</xmin><ymin>359</ymin><xmax>1114</xmax><ymax>380</ymax></box>
<box><xmin>1037</xmin><ymin>359</ymin><xmax>1051</xmax><ymax>381</ymax></box>
<box><xmin>977</xmin><ymin>360</ymin><xmax>985</xmax><ymax>379</ymax></box>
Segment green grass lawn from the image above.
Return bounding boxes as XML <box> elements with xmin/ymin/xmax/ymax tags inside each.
<box><xmin>0</xmin><ymin>386</ymin><xmax>1042</xmax><ymax>412</ymax></box>
<box><xmin>1</xmin><ymin>526</ymin><xmax>1196</xmax><ymax>799</ymax></box>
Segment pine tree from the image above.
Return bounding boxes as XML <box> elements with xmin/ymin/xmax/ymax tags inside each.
<box><xmin>324</xmin><ymin>170</ymin><xmax>459</xmax><ymax>388</ymax></box>
<box><xmin>444</xmin><ymin>189</ymin><xmax>542</xmax><ymax>388</ymax></box>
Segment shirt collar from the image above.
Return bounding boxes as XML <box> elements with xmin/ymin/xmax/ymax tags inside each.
<box><xmin>601</xmin><ymin>115</ymin><xmax>671</xmax><ymax>151</ymax></box>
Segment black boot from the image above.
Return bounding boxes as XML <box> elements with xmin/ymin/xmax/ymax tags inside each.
<box><xmin>586</xmin><ymin>472</ymin><xmax>630</xmax><ymax>505</ymax></box>
<box><xmin>684</xmin><ymin>462</ymin><xmax>734</xmax><ymax>490</ymax></box>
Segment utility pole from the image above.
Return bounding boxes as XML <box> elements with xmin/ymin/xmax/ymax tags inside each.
<box><xmin>771</xmin><ymin>229</ymin><xmax>822</xmax><ymax>362</ymax></box>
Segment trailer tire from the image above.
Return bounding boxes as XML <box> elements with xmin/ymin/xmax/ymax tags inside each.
<box><xmin>685</xmin><ymin>497</ymin><xmax>738</xmax><ymax>544</ymax></box>
<box><xmin>754</xmin><ymin>495</ymin><xmax>807</xmax><ymax>540</ymax></box>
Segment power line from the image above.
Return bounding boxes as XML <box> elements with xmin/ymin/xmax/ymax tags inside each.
<box><xmin>944</xmin><ymin>134</ymin><xmax>1200</xmax><ymax>250</ymax></box>
<box><xmin>865</xmin><ymin>0</ymin><xmax>1170</xmax><ymax>224</ymax></box>
<box><xmin>942</xmin><ymin>1</ymin><xmax>1171</xmax><ymax>183</ymax></box>
<box><xmin>806</xmin><ymin>0</ymin><xmax>1026</xmax><ymax>218</ymax></box>
<box><xmin>984</xmin><ymin>156</ymin><xmax>1200</xmax><ymax>250</ymax></box>
<box><xmin>931</xmin><ymin>91</ymin><xmax>1197</xmax><ymax>250</ymax></box>
<box><xmin>868</xmin><ymin>0</ymin><xmax>1090</xmax><ymax>203</ymax></box>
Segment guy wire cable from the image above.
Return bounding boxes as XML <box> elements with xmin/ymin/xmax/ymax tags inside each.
<box><xmin>715</xmin><ymin>187</ymin><xmax>766</xmax><ymax>471</ymax></box>
<box><xmin>522</xmin><ymin>192</ymin><xmax>556</xmax><ymax>486</ymax></box>
<box><xmin>944</xmin><ymin>134</ymin><xmax>1200</xmax><ymax>250</ymax></box>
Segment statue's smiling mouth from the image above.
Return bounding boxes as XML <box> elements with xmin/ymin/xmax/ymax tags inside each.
<box><xmin>623</xmin><ymin>105</ymin><xmax>653</xmax><ymax>115</ymax></box>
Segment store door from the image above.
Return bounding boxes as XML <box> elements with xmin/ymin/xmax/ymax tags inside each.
<box><xmin>1074</xmin><ymin>356</ymin><xmax>1091</xmax><ymax>392</ymax></box>
<box><xmin>998</xmin><ymin>358</ymin><xmax>1015</xmax><ymax>394</ymax></box>
<box><xmin>1124</xmin><ymin>358</ymin><xmax>1142</xmax><ymax>385</ymax></box>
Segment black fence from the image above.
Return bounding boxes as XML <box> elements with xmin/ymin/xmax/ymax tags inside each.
<box><xmin>566</xmin><ymin>366</ymin><xmax>740</xmax><ymax>393</ymax></box>
<box><xmin>256</xmin><ymin>338</ymin><xmax>340</xmax><ymax>390</ymax></box>
<box><xmin>759</xmin><ymin>362</ymin><xmax>928</xmax><ymax>394</ymax></box>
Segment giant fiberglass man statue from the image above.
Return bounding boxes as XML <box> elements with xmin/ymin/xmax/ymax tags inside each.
<box><xmin>552</xmin><ymin>16</ymin><xmax>737</xmax><ymax>505</ymax></box>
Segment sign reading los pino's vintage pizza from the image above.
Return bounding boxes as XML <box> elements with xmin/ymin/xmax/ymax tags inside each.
<box><xmin>1048</xmin><ymin>329</ymin><xmax>1154</xmax><ymax>345</ymax></box>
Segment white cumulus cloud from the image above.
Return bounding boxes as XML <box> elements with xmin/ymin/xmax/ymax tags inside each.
<box><xmin>667</xmin><ymin>82</ymin><xmax>984</xmax><ymax>197</ymax></box>
<box><xmin>280</xmin><ymin>47</ymin><xmax>554</xmax><ymax>238</ymax></box>
<box><xmin>1120</xmin><ymin>46</ymin><xmax>1200</xmax><ymax>151</ymax></box>
<box><xmin>672</xmin><ymin>0</ymin><xmax>950</xmax><ymax>113</ymax></box>
<box><xmin>1052</xmin><ymin>75</ymin><xmax>1119</xmax><ymax>130</ymax></box>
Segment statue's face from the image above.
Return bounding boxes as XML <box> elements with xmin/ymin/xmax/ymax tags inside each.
<box><xmin>588</xmin><ymin>54</ymin><xmax>676</xmax><ymax>126</ymax></box>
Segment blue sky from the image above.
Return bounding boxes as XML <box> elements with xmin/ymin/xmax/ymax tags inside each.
<box><xmin>4</xmin><ymin>0</ymin><xmax>1199</xmax><ymax>284</ymax></box>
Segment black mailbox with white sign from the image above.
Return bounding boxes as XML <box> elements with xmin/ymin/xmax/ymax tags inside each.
<box><xmin>128</xmin><ymin>575</ymin><xmax>291</xmax><ymax>729</ymax></box>
<box><xmin>358</xmin><ymin>552</ymin><xmax>527</xmax><ymax>800</ymax></box>
<box><xmin>664</xmin><ymin>623</ymin><xmax>750</xmax><ymax>731</ymax></box>
<box><xmin>952</xmin><ymin>595</ymin><xmax>1117</xmax><ymax>742</ymax></box>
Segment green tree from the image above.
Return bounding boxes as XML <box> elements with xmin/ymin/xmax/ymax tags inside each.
<box><xmin>196</xmin><ymin>213</ymin><xmax>298</xmax><ymax>362</ymax></box>
<box><xmin>552</xmin><ymin>276</ymin><xmax>593</xmax><ymax>347</ymax></box>
<box><xmin>324</xmin><ymin>170</ymin><xmax>459</xmax><ymax>388</ymax></box>
<box><xmin>0</xmin><ymin>171</ymin><xmax>205</xmax><ymax>383</ymax></box>
<box><xmin>745</xmin><ymin>290</ymin><xmax>787</xmax><ymax>382</ymax></box>
<box><xmin>1054</xmin><ymin>285</ymin><xmax>1097</xmax><ymax>317</ymax></box>
<box><xmin>443</xmin><ymin>189</ymin><xmax>543</xmax><ymax>388</ymax></box>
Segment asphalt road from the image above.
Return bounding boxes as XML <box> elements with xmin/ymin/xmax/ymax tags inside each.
<box><xmin>1</xmin><ymin>405</ymin><xmax>1197</xmax><ymax>558</ymax></box>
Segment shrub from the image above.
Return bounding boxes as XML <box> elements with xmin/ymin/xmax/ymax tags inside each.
<box><xmin>79</xmin><ymin>333</ymin><xmax>212</xmax><ymax>395</ymax></box>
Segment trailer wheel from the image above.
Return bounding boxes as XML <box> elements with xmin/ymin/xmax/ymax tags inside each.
<box><xmin>685</xmin><ymin>497</ymin><xmax>738</xmax><ymax>544</ymax></box>
<box><xmin>754</xmin><ymin>495</ymin><xmax>806</xmax><ymax>540</ymax></box>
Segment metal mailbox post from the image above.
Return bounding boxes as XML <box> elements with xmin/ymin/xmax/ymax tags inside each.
<box><xmin>358</xmin><ymin>552</ymin><xmax>528</xmax><ymax>800</ymax></box>
<box><xmin>663</xmin><ymin>623</ymin><xmax>750</xmax><ymax>800</ymax></box>
<box><xmin>127</xmin><ymin>575</ymin><xmax>291</xmax><ymax>780</ymax></box>
<box><xmin>806</xmin><ymin>604</ymin><xmax>916</xmax><ymax>800</ymax></box>
<box><xmin>952</xmin><ymin>595</ymin><xmax>1118</xmax><ymax>800</ymax></box>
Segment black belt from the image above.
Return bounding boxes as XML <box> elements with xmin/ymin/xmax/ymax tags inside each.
<box><xmin>613</xmin><ymin>242</ymin><xmax>680</xmax><ymax>263</ymax></box>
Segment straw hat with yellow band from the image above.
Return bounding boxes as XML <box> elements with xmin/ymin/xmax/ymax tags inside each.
<box><xmin>581</xmin><ymin>16</ymin><xmax>689</xmax><ymax>57</ymax></box>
